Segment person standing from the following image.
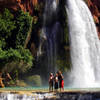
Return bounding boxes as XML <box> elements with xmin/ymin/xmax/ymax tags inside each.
<box><xmin>58</xmin><ymin>71</ymin><xmax>64</xmax><ymax>92</ymax></box>
<box><xmin>49</xmin><ymin>73</ymin><xmax>54</xmax><ymax>92</ymax></box>
<box><xmin>54</xmin><ymin>73</ymin><xmax>58</xmax><ymax>92</ymax></box>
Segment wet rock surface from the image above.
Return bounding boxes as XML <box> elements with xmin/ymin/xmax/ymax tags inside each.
<box><xmin>0</xmin><ymin>91</ymin><xmax>100</xmax><ymax>100</ymax></box>
<box><xmin>55</xmin><ymin>92</ymin><xmax>100</xmax><ymax>100</ymax></box>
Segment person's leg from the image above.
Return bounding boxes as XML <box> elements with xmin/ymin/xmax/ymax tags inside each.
<box><xmin>51</xmin><ymin>82</ymin><xmax>53</xmax><ymax>92</ymax></box>
<box><xmin>49</xmin><ymin>84</ymin><xmax>50</xmax><ymax>92</ymax></box>
<box><xmin>59</xmin><ymin>81</ymin><xmax>62</xmax><ymax>92</ymax></box>
<box><xmin>52</xmin><ymin>85</ymin><xmax>53</xmax><ymax>92</ymax></box>
<box><xmin>49</xmin><ymin>84</ymin><xmax>51</xmax><ymax>92</ymax></box>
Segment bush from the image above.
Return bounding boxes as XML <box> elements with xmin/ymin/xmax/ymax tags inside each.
<box><xmin>0</xmin><ymin>47</ymin><xmax>34</xmax><ymax>73</ymax></box>
<box><xmin>16</xmin><ymin>80</ymin><xmax>28</xmax><ymax>87</ymax></box>
<box><xmin>15</xmin><ymin>10</ymin><xmax>32</xmax><ymax>47</ymax></box>
<box><xmin>0</xmin><ymin>8</ymin><xmax>16</xmax><ymax>39</ymax></box>
<box><xmin>27</xmin><ymin>75</ymin><xmax>42</xmax><ymax>87</ymax></box>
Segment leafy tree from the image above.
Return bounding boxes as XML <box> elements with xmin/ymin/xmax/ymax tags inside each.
<box><xmin>0</xmin><ymin>47</ymin><xmax>33</xmax><ymax>73</ymax></box>
<box><xmin>15</xmin><ymin>10</ymin><xmax>32</xmax><ymax>47</ymax></box>
<box><xmin>0</xmin><ymin>8</ymin><xmax>16</xmax><ymax>39</ymax></box>
<box><xmin>0</xmin><ymin>9</ymin><xmax>34</xmax><ymax>78</ymax></box>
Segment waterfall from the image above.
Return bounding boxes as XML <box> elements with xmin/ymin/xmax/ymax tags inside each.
<box><xmin>37</xmin><ymin>0</ymin><xmax>60</xmax><ymax>73</ymax></box>
<box><xmin>66</xmin><ymin>0</ymin><xmax>100</xmax><ymax>87</ymax></box>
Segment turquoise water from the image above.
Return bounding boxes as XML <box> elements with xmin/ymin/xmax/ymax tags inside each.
<box><xmin>0</xmin><ymin>86</ymin><xmax>49</xmax><ymax>91</ymax></box>
<box><xmin>0</xmin><ymin>86</ymin><xmax>100</xmax><ymax>92</ymax></box>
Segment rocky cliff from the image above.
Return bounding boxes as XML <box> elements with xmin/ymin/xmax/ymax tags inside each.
<box><xmin>0</xmin><ymin>0</ymin><xmax>100</xmax><ymax>37</ymax></box>
<box><xmin>0</xmin><ymin>0</ymin><xmax>38</xmax><ymax>15</ymax></box>
<box><xmin>87</xmin><ymin>0</ymin><xmax>100</xmax><ymax>38</ymax></box>
<box><xmin>0</xmin><ymin>0</ymin><xmax>100</xmax><ymax>36</ymax></box>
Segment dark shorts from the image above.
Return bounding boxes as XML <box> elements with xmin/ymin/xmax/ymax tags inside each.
<box><xmin>59</xmin><ymin>81</ymin><xmax>62</xmax><ymax>88</ymax></box>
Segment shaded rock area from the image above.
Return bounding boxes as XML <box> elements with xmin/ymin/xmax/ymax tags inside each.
<box><xmin>55</xmin><ymin>92</ymin><xmax>100</xmax><ymax>100</ymax></box>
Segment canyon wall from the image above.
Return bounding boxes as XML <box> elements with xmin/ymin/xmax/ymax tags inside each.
<box><xmin>0</xmin><ymin>0</ymin><xmax>38</xmax><ymax>15</ymax></box>
<box><xmin>87</xmin><ymin>0</ymin><xmax>100</xmax><ymax>38</ymax></box>
<box><xmin>0</xmin><ymin>0</ymin><xmax>100</xmax><ymax>36</ymax></box>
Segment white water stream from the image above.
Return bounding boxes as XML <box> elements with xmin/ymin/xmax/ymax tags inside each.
<box><xmin>66</xmin><ymin>0</ymin><xmax>100</xmax><ymax>87</ymax></box>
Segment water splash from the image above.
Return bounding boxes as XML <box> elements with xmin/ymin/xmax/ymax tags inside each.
<box><xmin>66</xmin><ymin>0</ymin><xmax>100</xmax><ymax>87</ymax></box>
<box><xmin>0</xmin><ymin>93</ymin><xmax>54</xmax><ymax>100</ymax></box>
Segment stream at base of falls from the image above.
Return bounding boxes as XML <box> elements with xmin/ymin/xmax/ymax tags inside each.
<box><xmin>1</xmin><ymin>89</ymin><xmax>100</xmax><ymax>100</ymax></box>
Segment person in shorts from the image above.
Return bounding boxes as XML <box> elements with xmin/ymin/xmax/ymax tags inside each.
<box><xmin>49</xmin><ymin>73</ymin><xmax>54</xmax><ymax>92</ymax></box>
<box><xmin>54</xmin><ymin>73</ymin><xmax>58</xmax><ymax>92</ymax></box>
<box><xmin>58</xmin><ymin>71</ymin><xmax>64</xmax><ymax>92</ymax></box>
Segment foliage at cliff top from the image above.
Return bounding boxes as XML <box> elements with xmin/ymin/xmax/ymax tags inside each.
<box><xmin>0</xmin><ymin>8</ymin><xmax>34</xmax><ymax>73</ymax></box>
<box><xmin>15</xmin><ymin>10</ymin><xmax>33</xmax><ymax>47</ymax></box>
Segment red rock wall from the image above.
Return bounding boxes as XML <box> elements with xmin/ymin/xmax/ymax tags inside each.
<box><xmin>0</xmin><ymin>0</ymin><xmax>38</xmax><ymax>15</ymax></box>
<box><xmin>87</xmin><ymin>0</ymin><xmax>100</xmax><ymax>38</ymax></box>
<box><xmin>0</xmin><ymin>0</ymin><xmax>100</xmax><ymax>38</ymax></box>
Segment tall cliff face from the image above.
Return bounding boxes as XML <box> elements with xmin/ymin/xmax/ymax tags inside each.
<box><xmin>0</xmin><ymin>0</ymin><xmax>38</xmax><ymax>15</ymax></box>
<box><xmin>87</xmin><ymin>0</ymin><xmax>100</xmax><ymax>38</ymax></box>
<box><xmin>0</xmin><ymin>0</ymin><xmax>100</xmax><ymax>36</ymax></box>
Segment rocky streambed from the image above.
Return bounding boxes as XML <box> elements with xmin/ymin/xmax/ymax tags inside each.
<box><xmin>0</xmin><ymin>88</ymin><xmax>100</xmax><ymax>100</ymax></box>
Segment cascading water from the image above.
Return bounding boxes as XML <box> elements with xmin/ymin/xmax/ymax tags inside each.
<box><xmin>0</xmin><ymin>93</ymin><xmax>55</xmax><ymax>100</ymax></box>
<box><xmin>66</xmin><ymin>0</ymin><xmax>100</xmax><ymax>87</ymax></box>
<box><xmin>1</xmin><ymin>91</ymin><xmax>100</xmax><ymax>100</ymax></box>
<box><xmin>37</xmin><ymin>0</ymin><xmax>60</xmax><ymax>73</ymax></box>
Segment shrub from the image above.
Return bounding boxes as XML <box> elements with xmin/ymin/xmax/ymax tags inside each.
<box><xmin>15</xmin><ymin>10</ymin><xmax>32</xmax><ymax>47</ymax></box>
<box><xmin>27</xmin><ymin>75</ymin><xmax>42</xmax><ymax>87</ymax></box>
<box><xmin>0</xmin><ymin>47</ymin><xmax>34</xmax><ymax>73</ymax></box>
<box><xmin>0</xmin><ymin>8</ymin><xmax>16</xmax><ymax>39</ymax></box>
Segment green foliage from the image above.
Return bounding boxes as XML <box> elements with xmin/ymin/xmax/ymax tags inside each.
<box><xmin>16</xmin><ymin>80</ymin><xmax>28</xmax><ymax>87</ymax></box>
<box><xmin>27</xmin><ymin>75</ymin><xmax>42</xmax><ymax>86</ymax></box>
<box><xmin>0</xmin><ymin>9</ymin><xmax>34</xmax><ymax>76</ymax></box>
<box><xmin>64</xmin><ymin>18</ymin><xmax>69</xmax><ymax>44</ymax></box>
<box><xmin>0</xmin><ymin>39</ymin><xmax>6</xmax><ymax>48</ymax></box>
<box><xmin>0</xmin><ymin>46</ymin><xmax>33</xmax><ymax>73</ymax></box>
<box><xmin>17</xmin><ymin>46</ymin><xmax>33</xmax><ymax>66</ymax></box>
<box><xmin>56</xmin><ymin>59</ymin><xmax>71</xmax><ymax>72</ymax></box>
<box><xmin>0</xmin><ymin>8</ymin><xmax>16</xmax><ymax>39</ymax></box>
<box><xmin>6</xmin><ymin>48</ymin><xmax>22</xmax><ymax>61</ymax></box>
<box><xmin>0</xmin><ymin>48</ymin><xmax>7</xmax><ymax>61</ymax></box>
<box><xmin>15</xmin><ymin>10</ymin><xmax>32</xmax><ymax>47</ymax></box>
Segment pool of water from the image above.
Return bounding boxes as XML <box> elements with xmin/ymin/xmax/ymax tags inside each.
<box><xmin>1</xmin><ymin>86</ymin><xmax>100</xmax><ymax>92</ymax></box>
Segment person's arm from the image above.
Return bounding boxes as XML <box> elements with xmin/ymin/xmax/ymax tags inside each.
<box><xmin>49</xmin><ymin>77</ymin><xmax>50</xmax><ymax>83</ymax></box>
<box><xmin>61</xmin><ymin>74</ymin><xmax>64</xmax><ymax>79</ymax></box>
